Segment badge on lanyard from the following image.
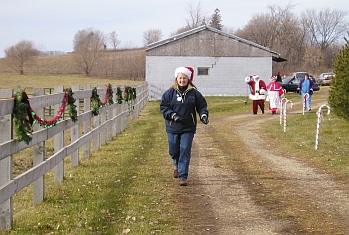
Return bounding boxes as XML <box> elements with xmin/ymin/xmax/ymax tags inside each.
<box><xmin>177</xmin><ymin>93</ymin><xmax>182</xmax><ymax>101</ymax></box>
<box><xmin>176</xmin><ymin>93</ymin><xmax>182</xmax><ymax>102</ymax></box>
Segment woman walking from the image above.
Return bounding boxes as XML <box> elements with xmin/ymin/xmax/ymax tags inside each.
<box><xmin>297</xmin><ymin>73</ymin><xmax>314</xmax><ymax>111</ymax></box>
<box><xmin>160</xmin><ymin>66</ymin><xmax>209</xmax><ymax>186</ymax></box>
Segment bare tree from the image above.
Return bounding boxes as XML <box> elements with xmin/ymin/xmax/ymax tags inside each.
<box><xmin>235</xmin><ymin>13</ymin><xmax>275</xmax><ymax>48</ymax></box>
<box><xmin>303</xmin><ymin>46</ymin><xmax>323</xmax><ymax>74</ymax></box>
<box><xmin>109</xmin><ymin>31</ymin><xmax>121</xmax><ymax>51</ymax></box>
<box><xmin>4</xmin><ymin>40</ymin><xmax>39</xmax><ymax>74</ymax></box>
<box><xmin>170</xmin><ymin>1</ymin><xmax>209</xmax><ymax>36</ymax></box>
<box><xmin>322</xmin><ymin>43</ymin><xmax>342</xmax><ymax>69</ymax></box>
<box><xmin>268</xmin><ymin>4</ymin><xmax>306</xmax><ymax>72</ymax></box>
<box><xmin>235</xmin><ymin>4</ymin><xmax>347</xmax><ymax>74</ymax></box>
<box><xmin>301</xmin><ymin>8</ymin><xmax>348</xmax><ymax>52</ymax></box>
<box><xmin>73</xmin><ymin>28</ymin><xmax>106</xmax><ymax>76</ymax></box>
<box><xmin>73</xmin><ymin>27</ymin><xmax>107</xmax><ymax>50</ymax></box>
<box><xmin>235</xmin><ymin>4</ymin><xmax>308</xmax><ymax>73</ymax></box>
<box><xmin>143</xmin><ymin>29</ymin><xmax>163</xmax><ymax>46</ymax></box>
<box><xmin>186</xmin><ymin>2</ymin><xmax>206</xmax><ymax>29</ymax></box>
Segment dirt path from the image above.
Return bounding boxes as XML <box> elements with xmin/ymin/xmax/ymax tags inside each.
<box><xmin>177</xmin><ymin>98</ymin><xmax>349</xmax><ymax>234</ymax></box>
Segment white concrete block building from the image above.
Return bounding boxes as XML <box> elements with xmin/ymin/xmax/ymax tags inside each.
<box><xmin>146</xmin><ymin>25</ymin><xmax>286</xmax><ymax>100</ymax></box>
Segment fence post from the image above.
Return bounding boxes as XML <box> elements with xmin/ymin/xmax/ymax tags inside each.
<box><xmin>83</xmin><ymin>85</ymin><xmax>91</xmax><ymax>158</ymax></box>
<box><xmin>33</xmin><ymin>88</ymin><xmax>45</xmax><ymax>204</ymax></box>
<box><xmin>122</xmin><ymin>101</ymin><xmax>128</xmax><ymax>132</ymax></box>
<box><xmin>109</xmin><ymin>85</ymin><xmax>117</xmax><ymax>140</ymax></box>
<box><xmin>142</xmin><ymin>83</ymin><xmax>148</xmax><ymax>109</ymax></box>
<box><xmin>54</xmin><ymin>86</ymin><xmax>64</xmax><ymax>182</ymax></box>
<box><xmin>0</xmin><ymin>89</ymin><xmax>13</xmax><ymax>230</ymax></box>
<box><xmin>93</xmin><ymin>85</ymin><xmax>100</xmax><ymax>151</ymax></box>
<box><xmin>132</xmin><ymin>86</ymin><xmax>139</xmax><ymax>119</ymax></box>
<box><xmin>99</xmin><ymin>84</ymin><xmax>107</xmax><ymax>146</ymax></box>
<box><xmin>116</xmin><ymin>102</ymin><xmax>121</xmax><ymax>134</ymax></box>
<box><xmin>71</xmin><ymin>85</ymin><xmax>79</xmax><ymax>167</ymax></box>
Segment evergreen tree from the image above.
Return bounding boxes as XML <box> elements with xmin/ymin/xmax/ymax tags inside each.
<box><xmin>209</xmin><ymin>8</ymin><xmax>223</xmax><ymax>30</ymax></box>
<box><xmin>329</xmin><ymin>32</ymin><xmax>349</xmax><ymax>121</ymax></box>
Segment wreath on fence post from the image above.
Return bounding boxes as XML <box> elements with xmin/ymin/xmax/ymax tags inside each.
<box><xmin>91</xmin><ymin>87</ymin><xmax>100</xmax><ymax>116</ymax></box>
<box><xmin>13</xmin><ymin>91</ymin><xmax>33</xmax><ymax>144</ymax></box>
<box><xmin>12</xmin><ymin>88</ymin><xmax>78</xmax><ymax>144</ymax></box>
<box><xmin>66</xmin><ymin>88</ymin><xmax>78</xmax><ymax>122</ymax></box>
<box><xmin>107</xmin><ymin>83</ymin><xmax>114</xmax><ymax>105</ymax></box>
<box><xmin>90</xmin><ymin>84</ymin><xmax>114</xmax><ymax>116</ymax></box>
<box><xmin>116</xmin><ymin>87</ymin><xmax>123</xmax><ymax>104</ymax></box>
<box><xmin>124</xmin><ymin>86</ymin><xmax>136</xmax><ymax>101</ymax></box>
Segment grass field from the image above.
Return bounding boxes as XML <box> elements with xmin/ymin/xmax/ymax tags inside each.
<box><xmin>1</xmin><ymin>74</ymin><xmax>349</xmax><ymax>234</ymax></box>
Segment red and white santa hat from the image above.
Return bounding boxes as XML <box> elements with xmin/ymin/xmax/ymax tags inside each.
<box><xmin>175</xmin><ymin>66</ymin><xmax>194</xmax><ymax>82</ymax></box>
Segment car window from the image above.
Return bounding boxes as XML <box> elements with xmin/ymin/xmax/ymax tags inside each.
<box><xmin>320</xmin><ymin>73</ymin><xmax>334</xmax><ymax>78</ymax></box>
<box><xmin>293</xmin><ymin>72</ymin><xmax>307</xmax><ymax>80</ymax></box>
<box><xmin>293</xmin><ymin>78</ymin><xmax>301</xmax><ymax>84</ymax></box>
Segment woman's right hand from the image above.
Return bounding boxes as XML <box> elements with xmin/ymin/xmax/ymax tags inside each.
<box><xmin>173</xmin><ymin>114</ymin><xmax>184</xmax><ymax>123</ymax></box>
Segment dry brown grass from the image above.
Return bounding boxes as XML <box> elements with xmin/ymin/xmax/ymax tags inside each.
<box><xmin>0</xmin><ymin>48</ymin><xmax>146</xmax><ymax>79</ymax></box>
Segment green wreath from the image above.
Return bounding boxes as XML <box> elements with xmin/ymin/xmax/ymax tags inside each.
<box><xmin>13</xmin><ymin>91</ymin><xmax>33</xmax><ymax>144</ymax></box>
<box><xmin>124</xmin><ymin>86</ymin><xmax>136</xmax><ymax>101</ymax></box>
<box><xmin>90</xmin><ymin>84</ymin><xmax>114</xmax><ymax>116</ymax></box>
<box><xmin>66</xmin><ymin>88</ymin><xmax>78</xmax><ymax>122</ymax></box>
<box><xmin>91</xmin><ymin>87</ymin><xmax>100</xmax><ymax>116</ymax></box>
<box><xmin>116</xmin><ymin>87</ymin><xmax>123</xmax><ymax>104</ymax></box>
<box><xmin>107</xmin><ymin>83</ymin><xmax>114</xmax><ymax>105</ymax></box>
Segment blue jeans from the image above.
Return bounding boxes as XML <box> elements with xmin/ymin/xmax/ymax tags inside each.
<box><xmin>167</xmin><ymin>132</ymin><xmax>195</xmax><ymax>180</ymax></box>
<box><xmin>301</xmin><ymin>93</ymin><xmax>312</xmax><ymax>110</ymax></box>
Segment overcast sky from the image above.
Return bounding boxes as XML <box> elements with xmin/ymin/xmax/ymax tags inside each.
<box><xmin>0</xmin><ymin>0</ymin><xmax>348</xmax><ymax>58</ymax></box>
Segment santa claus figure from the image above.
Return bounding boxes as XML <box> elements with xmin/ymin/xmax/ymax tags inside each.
<box><xmin>267</xmin><ymin>76</ymin><xmax>284</xmax><ymax>115</ymax></box>
<box><xmin>245</xmin><ymin>74</ymin><xmax>267</xmax><ymax>115</ymax></box>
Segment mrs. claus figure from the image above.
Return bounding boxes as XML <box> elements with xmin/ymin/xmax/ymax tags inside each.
<box><xmin>245</xmin><ymin>74</ymin><xmax>267</xmax><ymax>115</ymax></box>
<box><xmin>266</xmin><ymin>75</ymin><xmax>284</xmax><ymax>115</ymax></box>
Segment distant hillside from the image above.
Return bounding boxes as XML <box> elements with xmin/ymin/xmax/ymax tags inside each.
<box><xmin>0</xmin><ymin>48</ymin><xmax>146</xmax><ymax>80</ymax></box>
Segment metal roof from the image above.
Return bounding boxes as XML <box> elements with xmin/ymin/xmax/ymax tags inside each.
<box><xmin>146</xmin><ymin>25</ymin><xmax>287</xmax><ymax>62</ymax></box>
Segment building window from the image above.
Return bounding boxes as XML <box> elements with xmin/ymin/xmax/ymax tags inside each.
<box><xmin>198</xmin><ymin>67</ymin><xmax>209</xmax><ymax>76</ymax></box>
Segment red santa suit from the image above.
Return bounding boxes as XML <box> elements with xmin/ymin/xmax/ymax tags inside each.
<box><xmin>267</xmin><ymin>76</ymin><xmax>284</xmax><ymax>114</ymax></box>
<box><xmin>245</xmin><ymin>75</ymin><xmax>267</xmax><ymax>114</ymax></box>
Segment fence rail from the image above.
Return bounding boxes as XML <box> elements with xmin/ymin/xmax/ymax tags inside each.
<box><xmin>0</xmin><ymin>82</ymin><xmax>148</xmax><ymax>230</ymax></box>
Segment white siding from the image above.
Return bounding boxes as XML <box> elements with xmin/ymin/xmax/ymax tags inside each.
<box><xmin>146</xmin><ymin>56</ymin><xmax>272</xmax><ymax>100</ymax></box>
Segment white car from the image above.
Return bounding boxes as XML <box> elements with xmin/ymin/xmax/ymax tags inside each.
<box><xmin>317</xmin><ymin>72</ymin><xmax>335</xmax><ymax>86</ymax></box>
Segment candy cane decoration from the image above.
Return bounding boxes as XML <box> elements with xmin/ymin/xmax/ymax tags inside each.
<box><xmin>315</xmin><ymin>104</ymin><xmax>331</xmax><ymax>150</ymax></box>
<box><xmin>303</xmin><ymin>93</ymin><xmax>309</xmax><ymax>115</ymax></box>
<box><xmin>283</xmin><ymin>100</ymin><xmax>293</xmax><ymax>132</ymax></box>
<box><xmin>280</xmin><ymin>97</ymin><xmax>288</xmax><ymax>125</ymax></box>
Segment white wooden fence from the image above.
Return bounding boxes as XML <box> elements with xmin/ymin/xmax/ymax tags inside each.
<box><xmin>0</xmin><ymin>82</ymin><xmax>148</xmax><ymax>230</ymax></box>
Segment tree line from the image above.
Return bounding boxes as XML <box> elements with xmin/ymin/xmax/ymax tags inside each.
<box><xmin>234</xmin><ymin>4</ymin><xmax>348</xmax><ymax>76</ymax></box>
<box><xmin>2</xmin><ymin>2</ymin><xmax>348</xmax><ymax>78</ymax></box>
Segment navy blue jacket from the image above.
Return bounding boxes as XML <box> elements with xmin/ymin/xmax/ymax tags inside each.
<box><xmin>160</xmin><ymin>84</ymin><xmax>208</xmax><ymax>134</ymax></box>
